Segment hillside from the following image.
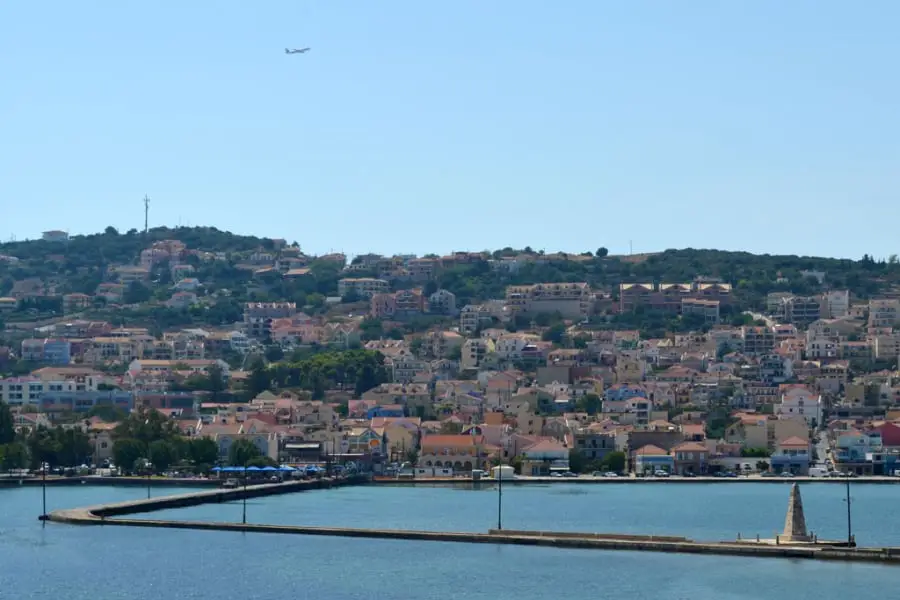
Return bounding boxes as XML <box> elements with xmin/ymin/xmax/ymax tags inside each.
<box><xmin>0</xmin><ymin>227</ymin><xmax>897</xmax><ymax>336</ymax></box>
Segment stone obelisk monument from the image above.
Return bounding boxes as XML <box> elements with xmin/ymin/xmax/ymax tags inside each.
<box><xmin>781</xmin><ymin>482</ymin><xmax>812</xmax><ymax>543</ymax></box>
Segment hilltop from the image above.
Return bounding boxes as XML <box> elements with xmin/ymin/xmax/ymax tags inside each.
<box><xmin>0</xmin><ymin>226</ymin><xmax>898</xmax><ymax>339</ymax></box>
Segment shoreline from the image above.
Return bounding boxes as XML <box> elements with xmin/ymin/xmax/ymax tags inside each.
<box><xmin>4</xmin><ymin>474</ymin><xmax>898</xmax><ymax>488</ymax></box>
<box><xmin>372</xmin><ymin>475</ymin><xmax>900</xmax><ymax>485</ymax></box>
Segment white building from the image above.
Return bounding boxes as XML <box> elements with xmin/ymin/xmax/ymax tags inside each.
<box><xmin>821</xmin><ymin>290</ymin><xmax>850</xmax><ymax>319</ymax></box>
<box><xmin>775</xmin><ymin>386</ymin><xmax>822</xmax><ymax>428</ymax></box>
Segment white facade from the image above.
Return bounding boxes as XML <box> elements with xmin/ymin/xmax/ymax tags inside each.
<box><xmin>775</xmin><ymin>387</ymin><xmax>822</xmax><ymax>428</ymax></box>
<box><xmin>821</xmin><ymin>290</ymin><xmax>849</xmax><ymax>318</ymax></box>
<box><xmin>0</xmin><ymin>376</ymin><xmax>99</xmax><ymax>405</ymax></box>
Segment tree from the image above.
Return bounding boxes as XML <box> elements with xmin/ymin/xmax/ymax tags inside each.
<box><xmin>113</xmin><ymin>406</ymin><xmax>180</xmax><ymax>446</ymax></box>
<box><xmin>245</xmin><ymin>362</ymin><xmax>271</xmax><ymax>398</ymax></box>
<box><xmin>542</xmin><ymin>323</ymin><xmax>566</xmax><ymax>344</ymax></box>
<box><xmin>228</xmin><ymin>438</ymin><xmax>262</xmax><ymax>466</ymax></box>
<box><xmin>265</xmin><ymin>345</ymin><xmax>285</xmax><ymax>363</ymax></box>
<box><xmin>123</xmin><ymin>281</ymin><xmax>153</xmax><ymax>304</ymax></box>
<box><xmin>0</xmin><ymin>441</ymin><xmax>27</xmax><ymax>470</ymax></box>
<box><xmin>575</xmin><ymin>393</ymin><xmax>602</xmax><ymax>415</ymax></box>
<box><xmin>149</xmin><ymin>439</ymin><xmax>178</xmax><ymax>472</ymax></box>
<box><xmin>568</xmin><ymin>449</ymin><xmax>587</xmax><ymax>473</ymax></box>
<box><xmin>112</xmin><ymin>438</ymin><xmax>146</xmax><ymax>473</ymax></box>
<box><xmin>596</xmin><ymin>247</ymin><xmax>609</xmax><ymax>258</ymax></box>
<box><xmin>189</xmin><ymin>437</ymin><xmax>219</xmax><ymax>466</ymax></box>
<box><xmin>0</xmin><ymin>401</ymin><xmax>14</xmax><ymax>445</ymax></box>
<box><xmin>602</xmin><ymin>451</ymin><xmax>627</xmax><ymax>474</ymax></box>
<box><xmin>756</xmin><ymin>460</ymin><xmax>770</xmax><ymax>472</ymax></box>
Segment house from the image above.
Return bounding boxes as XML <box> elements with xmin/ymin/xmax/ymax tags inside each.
<box><xmin>166</xmin><ymin>291</ymin><xmax>198</xmax><ymax>309</ymax></box>
<box><xmin>833</xmin><ymin>429</ymin><xmax>883</xmax><ymax>475</ymax></box>
<box><xmin>506</xmin><ymin>282</ymin><xmax>593</xmax><ymax>319</ymax></box>
<box><xmin>428</xmin><ymin>289</ymin><xmax>457</xmax><ymax>315</ymax></box>
<box><xmin>770</xmin><ymin>436</ymin><xmax>811</xmax><ymax>475</ymax></box>
<box><xmin>62</xmin><ymin>293</ymin><xmax>91</xmax><ymax>314</ymax></box>
<box><xmin>670</xmin><ymin>441</ymin><xmax>709</xmax><ymax>475</ymax></box>
<box><xmin>0</xmin><ymin>297</ymin><xmax>18</xmax><ymax>313</ymax></box>
<box><xmin>42</xmin><ymin>230</ymin><xmax>69</xmax><ymax>242</ymax></box>
<box><xmin>633</xmin><ymin>444</ymin><xmax>675</xmax><ymax>474</ymax></box>
<box><xmin>173</xmin><ymin>278</ymin><xmax>202</xmax><ymax>292</ymax></box>
<box><xmin>337</xmin><ymin>278</ymin><xmax>389</xmax><ymax>299</ymax></box>
<box><xmin>520</xmin><ymin>439</ymin><xmax>570</xmax><ymax>476</ymax></box>
<box><xmin>418</xmin><ymin>434</ymin><xmax>487</xmax><ymax>473</ymax></box>
<box><xmin>775</xmin><ymin>385</ymin><xmax>822</xmax><ymax>428</ymax></box>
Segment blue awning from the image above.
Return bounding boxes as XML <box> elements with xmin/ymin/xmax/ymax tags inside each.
<box><xmin>261</xmin><ymin>466</ymin><xmax>278</xmax><ymax>472</ymax></box>
<box><xmin>278</xmin><ymin>466</ymin><xmax>296</xmax><ymax>472</ymax></box>
<box><xmin>210</xmin><ymin>466</ymin><xmax>222</xmax><ymax>472</ymax></box>
<box><xmin>246</xmin><ymin>466</ymin><xmax>262</xmax><ymax>471</ymax></box>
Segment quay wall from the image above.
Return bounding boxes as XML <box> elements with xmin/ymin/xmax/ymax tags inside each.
<box><xmin>374</xmin><ymin>476</ymin><xmax>900</xmax><ymax>486</ymax></box>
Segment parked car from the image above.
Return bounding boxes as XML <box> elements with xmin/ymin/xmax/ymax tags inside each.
<box><xmin>603</xmin><ymin>472</ymin><xmax>619</xmax><ymax>478</ymax></box>
<box><xmin>562</xmin><ymin>471</ymin><xmax>578</xmax><ymax>478</ymax></box>
<box><xmin>654</xmin><ymin>470</ymin><xmax>670</xmax><ymax>478</ymax></box>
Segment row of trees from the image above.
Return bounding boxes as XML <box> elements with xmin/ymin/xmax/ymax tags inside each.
<box><xmin>0</xmin><ymin>402</ymin><xmax>269</xmax><ymax>474</ymax></box>
<box><xmin>246</xmin><ymin>349</ymin><xmax>390</xmax><ymax>399</ymax></box>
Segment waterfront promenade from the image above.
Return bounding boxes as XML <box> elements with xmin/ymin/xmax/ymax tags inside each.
<box><xmin>44</xmin><ymin>480</ymin><xmax>900</xmax><ymax>566</ymax></box>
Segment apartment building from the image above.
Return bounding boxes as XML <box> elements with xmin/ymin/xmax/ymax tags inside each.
<box><xmin>873</xmin><ymin>334</ymin><xmax>900</xmax><ymax>362</ymax></box>
<box><xmin>243</xmin><ymin>302</ymin><xmax>297</xmax><ymax>339</ymax></box>
<box><xmin>20</xmin><ymin>338</ymin><xmax>71</xmax><ymax>365</ymax></box>
<box><xmin>681</xmin><ymin>298</ymin><xmax>720</xmax><ymax>324</ymax></box>
<box><xmin>337</xmin><ymin>277</ymin><xmax>390</xmax><ymax>299</ymax></box>
<box><xmin>869</xmin><ymin>298</ymin><xmax>900</xmax><ymax>328</ymax></box>
<box><xmin>111</xmin><ymin>266</ymin><xmax>151</xmax><ymax>284</ymax></box>
<box><xmin>506</xmin><ymin>282</ymin><xmax>593</xmax><ymax>319</ymax></box>
<box><xmin>461</xmin><ymin>338</ymin><xmax>494</xmax><ymax>370</ymax></box>
<box><xmin>775</xmin><ymin>295</ymin><xmax>821</xmax><ymax>326</ymax></box>
<box><xmin>821</xmin><ymin>290</ymin><xmax>850</xmax><ymax>318</ymax></box>
<box><xmin>428</xmin><ymin>289</ymin><xmax>457</xmax><ymax>315</ymax></box>
<box><xmin>742</xmin><ymin>326</ymin><xmax>775</xmax><ymax>356</ymax></box>
<box><xmin>406</xmin><ymin>258</ymin><xmax>440</xmax><ymax>281</ymax></box>
<box><xmin>369</xmin><ymin>289</ymin><xmax>426</xmax><ymax>319</ymax></box>
<box><xmin>459</xmin><ymin>301</ymin><xmax>509</xmax><ymax>334</ymax></box>
<box><xmin>62</xmin><ymin>293</ymin><xmax>91</xmax><ymax>314</ymax></box>
<box><xmin>619</xmin><ymin>282</ymin><xmax>732</xmax><ymax>313</ymax></box>
<box><xmin>0</xmin><ymin>368</ymin><xmax>102</xmax><ymax>405</ymax></box>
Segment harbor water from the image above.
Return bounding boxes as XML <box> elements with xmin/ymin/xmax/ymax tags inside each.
<box><xmin>2</xmin><ymin>482</ymin><xmax>899</xmax><ymax>599</ymax></box>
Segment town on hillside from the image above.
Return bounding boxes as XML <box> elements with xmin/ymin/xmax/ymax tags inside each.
<box><xmin>1</xmin><ymin>227</ymin><xmax>899</xmax><ymax>478</ymax></box>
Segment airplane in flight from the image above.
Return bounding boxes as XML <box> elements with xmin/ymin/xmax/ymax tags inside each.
<box><xmin>285</xmin><ymin>48</ymin><xmax>310</xmax><ymax>54</ymax></box>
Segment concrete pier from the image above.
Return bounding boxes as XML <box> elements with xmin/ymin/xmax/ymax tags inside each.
<box><xmin>44</xmin><ymin>481</ymin><xmax>900</xmax><ymax>566</ymax></box>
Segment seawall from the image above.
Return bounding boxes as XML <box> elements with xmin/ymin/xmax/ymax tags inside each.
<box><xmin>45</xmin><ymin>480</ymin><xmax>900</xmax><ymax>566</ymax></box>
<box><xmin>373</xmin><ymin>476</ymin><xmax>900</xmax><ymax>486</ymax></box>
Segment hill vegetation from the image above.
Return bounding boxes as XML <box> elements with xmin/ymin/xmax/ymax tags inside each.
<box><xmin>1</xmin><ymin>227</ymin><xmax>898</xmax><ymax>336</ymax></box>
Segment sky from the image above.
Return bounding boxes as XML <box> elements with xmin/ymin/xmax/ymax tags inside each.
<box><xmin>1</xmin><ymin>1</ymin><xmax>898</xmax><ymax>259</ymax></box>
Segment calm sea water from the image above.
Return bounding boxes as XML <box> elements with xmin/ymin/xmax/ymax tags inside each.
<box><xmin>2</xmin><ymin>483</ymin><xmax>899</xmax><ymax>599</ymax></box>
<box><xmin>146</xmin><ymin>481</ymin><xmax>900</xmax><ymax>545</ymax></box>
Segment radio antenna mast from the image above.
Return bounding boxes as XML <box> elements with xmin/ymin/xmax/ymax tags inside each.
<box><xmin>143</xmin><ymin>195</ymin><xmax>150</xmax><ymax>234</ymax></box>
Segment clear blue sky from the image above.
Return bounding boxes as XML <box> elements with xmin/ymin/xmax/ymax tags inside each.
<box><xmin>1</xmin><ymin>1</ymin><xmax>897</xmax><ymax>259</ymax></box>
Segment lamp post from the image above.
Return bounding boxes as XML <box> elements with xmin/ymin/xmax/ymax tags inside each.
<box><xmin>145</xmin><ymin>458</ymin><xmax>152</xmax><ymax>499</ymax></box>
<box><xmin>497</xmin><ymin>459</ymin><xmax>503</xmax><ymax>531</ymax></box>
<box><xmin>40</xmin><ymin>460</ymin><xmax>48</xmax><ymax>522</ymax></box>
<box><xmin>242</xmin><ymin>467</ymin><xmax>248</xmax><ymax>525</ymax></box>
<box><xmin>844</xmin><ymin>474</ymin><xmax>853</xmax><ymax>546</ymax></box>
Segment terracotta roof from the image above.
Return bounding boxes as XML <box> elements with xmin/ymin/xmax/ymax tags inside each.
<box><xmin>671</xmin><ymin>442</ymin><xmax>708</xmax><ymax>453</ymax></box>
<box><xmin>421</xmin><ymin>434</ymin><xmax>482</xmax><ymax>448</ymax></box>
<box><xmin>634</xmin><ymin>444</ymin><xmax>668</xmax><ymax>456</ymax></box>
<box><xmin>779</xmin><ymin>436</ymin><xmax>810</xmax><ymax>448</ymax></box>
